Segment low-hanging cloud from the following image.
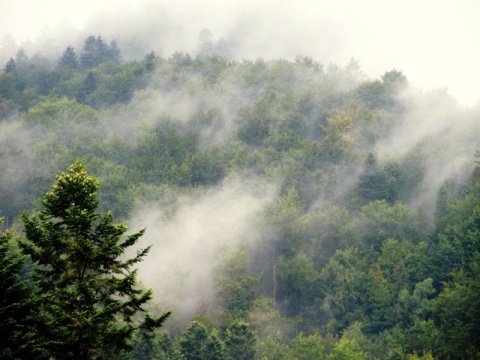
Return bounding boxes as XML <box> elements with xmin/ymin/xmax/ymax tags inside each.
<box><xmin>372</xmin><ymin>86</ymin><xmax>479</xmax><ymax>214</ymax></box>
<box><xmin>127</xmin><ymin>174</ymin><xmax>277</xmax><ymax>322</ymax></box>
<box><xmin>1</xmin><ymin>0</ymin><xmax>479</xmax><ymax>106</ymax></box>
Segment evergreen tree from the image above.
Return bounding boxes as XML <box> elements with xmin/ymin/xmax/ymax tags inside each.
<box><xmin>224</xmin><ymin>320</ymin><xmax>256</xmax><ymax>360</ymax></box>
<box><xmin>179</xmin><ymin>321</ymin><xmax>226</xmax><ymax>360</ymax></box>
<box><xmin>354</xmin><ymin>154</ymin><xmax>406</xmax><ymax>206</ymax></box>
<box><xmin>80</xmin><ymin>35</ymin><xmax>98</xmax><ymax>69</ymax></box>
<box><xmin>3</xmin><ymin>58</ymin><xmax>16</xmax><ymax>73</ymax></box>
<box><xmin>15</xmin><ymin>48</ymin><xmax>29</xmax><ymax>67</ymax></box>
<box><xmin>20</xmin><ymin>161</ymin><xmax>171</xmax><ymax>359</ymax></box>
<box><xmin>76</xmin><ymin>71</ymin><xmax>97</xmax><ymax>105</ymax></box>
<box><xmin>108</xmin><ymin>40</ymin><xmax>121</xmax><ymax>64</ymax></box>
<box><xmin>0</xmin><ymin>221</ymin><xmax>40</xmax><ymax>358</ymax></box>
<box><xmin>58</xmin><ymin>46</ymin><xmax>79</xmax><ymax>70</ymax></box>
<box><xmin>80</xmin><ymin>35</ymin><xmax>120</xmax><ymax>69</ymax></box>
<box><xmin>143</xmin><ymin>51</ymin><xmax>156</xmax><ymax>72</ymax></box>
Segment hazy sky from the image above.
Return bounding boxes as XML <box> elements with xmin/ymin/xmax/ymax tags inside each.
<box><xmin>1</xmin><ymin>0</ymin><xmax>479</xmax><ymax>106</ymax></box>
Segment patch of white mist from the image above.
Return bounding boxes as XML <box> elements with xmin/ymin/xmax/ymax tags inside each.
<box><xmin>127</xmin><ymin>174</ymin><xmax>277</xmax><ymax>324</ymax></box>
<box><xmin>373</xmin><ymin>87</ymin><xmax>480</xmax><ymax>214</ymax></box>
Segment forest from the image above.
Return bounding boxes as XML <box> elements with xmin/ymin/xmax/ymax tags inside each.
<box><xmin>0</xmin><ymin>33</ymin><xmax>480</xmax><ymax>359</ymax></box>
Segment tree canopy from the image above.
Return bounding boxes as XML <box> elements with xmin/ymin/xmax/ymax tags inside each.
<box><xmin>0</xmin><ymin>34</ymin><xmax>479</xmax><ymax>359</ymax></box>
<box><xmin>4</xmin><ymin>161</ymin><xmax>171</xmax><ymax>359</ymax></box>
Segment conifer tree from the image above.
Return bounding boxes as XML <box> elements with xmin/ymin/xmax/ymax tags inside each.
<box><xmin>224</xmin><ymin>320</ymin><xmax>256</xmax><ymax>360</ymax></box>
<box><xmin>179</xmin><ymin>321</ymin><xmax>226</xmax><ymax>360</ymax></box>
<box><xmin>0</xmin><ymin>221</ymin><xmax>40</xmax><ymax>358</ymax></box>
<box><xmin>20</xmin><ymin>161</ymin><xmax>170</xmax><ymax>359</ymax></box>
<box><xmin>58</xmin><ymin>46</ymin><xmax>79</xmax><ymax>70</ymax></box>
<box><xmin>3</xmin><ymin>58</ymin><xmax>16</xmax><ymax>73</ymax></box>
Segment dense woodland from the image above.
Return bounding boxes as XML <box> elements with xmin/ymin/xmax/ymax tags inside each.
<box><xmin>1</xmin><ymin>34</ymin><xmax>480</xmax><ymax>359</ymax></box>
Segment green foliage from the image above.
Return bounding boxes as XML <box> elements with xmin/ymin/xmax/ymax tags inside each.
<box><xmin>358</xmin><ymin>200</ymin><xmax>425</xmax><ymax>251</ymax></box>
<box><xmin>326</xmin><ymin>338</ymin><xmax>367</xmax><ymax>360</ymax></box>
<box><xmin>58</xmin><ymin>46</ymin><xmax>79</xmax><ymax>70</ymax></box>
<box><xmin>134</xmin><ymin>120</ymin><xmax>198</xmax><ymax>185</ymax></box>
<box><xmin>224</xmin><ymin>320</ymin><xmax>256</xmax><ymax>360</ymax></box>
<box><xmin>25</xmin><ymin>96</ymin><xmax>98</xmax><ymax>127</ymax></box>
<box><xmin>256</xmin><ymin>336</ymin><xmax>290</xmax><ymax>360</ymax></box>
<box><xmin>430</xmin><ymin>168</ymin><xmax>480</xmax><ymax>285</ymax></box>
<box><xmin>289</xmin><ymin>333</ymin><xmax>329</xmax><ymax>360</ymax></box>
<box><xmin>276</xmin><ymin>254</ymin><xmax>319</xmax><ymax>317</ymax></box>
<box><xmin>80</xmin><ymin>35</ymin><xmax>121</xmax><ymax>69</ymax></box>
<box><xmin>0</xmin><ymin>221</ymin><xmax>39</xmax><ymax>358</ymax></box>
<box><xmin>351</xmin><ymin>153</ymin><xmax>407</xmax><ymax>207</ymax></box>
<box><xmin>3</xmin><ymin>58</ymin><xmax>16</xmax><ymax>73</ymax></box>
<box><xmin>215</xmin><ymin>247</ymin><xmax>261</xmax><ymax>319</ymax></box>
<box><xmin>398</xmin><ymin>278</ymin><xmax>435</xmax><ymax>325</ymax></box>
<box><xmin>128</xmin><ymin>329</ymin><xmax>183</xmax><ymax>360</ymax></box>
<box><xmin>20</xmin><ymin>161</ymin><xmax>171</xmax><ymax>358</ymax></box>
<box><xmin>432</xmin><ymin>263</ymin><xmax>480</xmax><ymax>359</ymax></box>
<box><xmin>237</xmin><ymin>99</ymin><xmax>273</xmax><ymax>146</ymax></box>
<box><xmin>179</xmin><ymin>321</ymin><xmax>226</xmax><ymax>360</ymax></box>
<box><xmin>267</xmin><ymin>188</ymin><xmax>307</xmax><ymax>258</ymax></box>
<box><xmin>247</xmin><ymin>297</ymin><xmax>297</xmax><ymax>344</ymax></box>
<box><xmin>319</xmin><ymin>247</ymin><xmax>370</xmax><ymax>334</ymax></box>
<box><xmin>320</xmin><ymin>110</ymin><xmax>355</xmax><ymax>162</ymax></box>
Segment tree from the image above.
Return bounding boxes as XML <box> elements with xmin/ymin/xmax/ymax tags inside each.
<box><xmin>327</xmin><ymin>338</ymin><xmax>367</xmax><ymax>360</ymax></box>
<box><xmin>58</xmin><ymin>46</ymin><xmax>79</xmax><ymax>70</ymax></box>
<box><xmin>196</xmin><ymin>29</ymin><xmax>214</xmax><ymax>56</ymax></box>
<box><xmin>80</xmin><ymin>35</ymin><xmax>121</xmax><ymax>70</ymax></box>
<box><xmin>108</xmin><ymin>40</ymin><xmax>121</xmax><ymax>64</ymax></box>
<box><xmin>0</xmin><ymin>220</ymin><xmax>40</xmax><ymax>358</ymax></box>
<box><xmin>276</xmin><ymin>254</ymin><xmax>318</xmax><ymax>317</ymax></box>
<box><xmin>354</xmin><ymin>154</ymin><xmax>406</xmax><ymax>206</ymax></box>
<box><xmin>432</xmin><ymin>262</ymin><xmax>480</xmax><ymax>359</ymax></box>
<box><xmin>359</xmin><ymin>200</ymin><xmax>424</xmax><ymax>252</ymax></box>
<box><xmin>76</xmin><ymin>71</ymin><xmax>97</xmax><ymax>105</ymax></box>
<box><xmin>321</xmin><ymin>110</ymin><xmax>354</xmax><ymax>162</ymax></box>
<box><xmin>179</xmin><ymin>321</ymin><xmax>226</xmax><ymax>360</ymax></box>
<box><xmin>80</xmin><ymin>36</ymin><xmax>98</xmax><ymax>69</ymax></box>
<box><xmin>20</xmin><ymin>161</ymin><xmax>171</xmax><ymax>359</ymax></box>
<box><xmin>381</xmin><ymin>69</ymin><xmax>407</xmax><ymax>86</ymax></box>
<box><xmin>236</xmin><ymin>99</ymin><xmax>273</xmax><ymax>146</ymax></box>
<box><xmin>143</xmin><ymin>51</ymin><xmax>156</xmax><ymax>72</ymax></box>
<box><xmin>288</xmin><ymin>333</ymin><xmax>327</xmax><ymax>360</ymax></box>
<box><xmin>3</xmin><ymin>58</ymin><xmax>16</xmax><ymax>73</ymax></box>
<box><xmin>224</xmin><ymin>320</ymin><xmax>256</xmax><ymax>360</ymax></box>
<box><xmin>215</xmin><ymin>247</ymin><xmax>261</xmax><ymax>319</ymax></box>
<box><xmin>15</xmin><ymin>48</ymin><xmax>29</xmax><ymax>67</ymax></box>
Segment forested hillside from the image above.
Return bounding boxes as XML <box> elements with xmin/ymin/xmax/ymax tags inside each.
<box><xmin>1</xmin><ymin>35</ymin><xmax>480</xmax><ymax>359</ymax></box>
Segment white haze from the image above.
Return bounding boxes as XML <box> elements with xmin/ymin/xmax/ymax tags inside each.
<box><xmin>372</xmin><ymin>87</ymin><xmax>479</xmax><ymax>212</ymax></box>
<box><xmin>1</xmin><ymin>0</ymin><xmax>479</xmax><ymax>107</ymax></box>
<box><xmin>127</xmin><ymin>176</ymin><xmax>277</xmax><ymax>322</ymax></box>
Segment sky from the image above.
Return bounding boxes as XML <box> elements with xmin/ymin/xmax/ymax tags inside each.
<box><xmin>1</xmin><ymin>0</ymin><xmax>479</xmax><ymax>106</ymax></box>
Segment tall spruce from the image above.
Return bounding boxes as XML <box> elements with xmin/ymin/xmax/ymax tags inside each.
<box><xmin>20</xmin><ymin>161</ymin><xmax>170</xmax><ymax>359</ymax></box>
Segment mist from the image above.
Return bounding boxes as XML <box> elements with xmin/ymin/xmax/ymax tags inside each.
<box><xmin>127</xmin><ymin>175</ymin><xmax>277</xmax><ymax>324</ymax></box>
<box><xmin>1</xmin><ymin>0</ymin><xmax>479</xmax><ymax>106</ymax></box>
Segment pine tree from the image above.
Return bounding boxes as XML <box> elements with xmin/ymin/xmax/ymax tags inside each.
<box><xmin>20</xmin><ymin>161</ymin><xmax>170</xmax><ymax>359</ymax></box>
<box><xmin>58</xmin><ymin>46</ymin><xmax>79</xmax><ymax>70</ymax></box>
